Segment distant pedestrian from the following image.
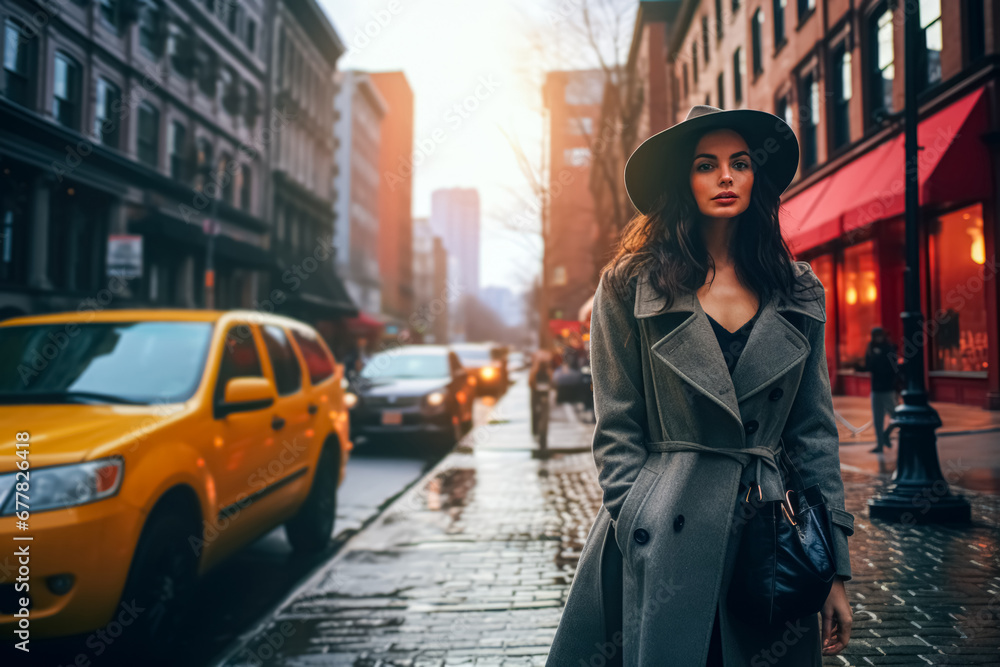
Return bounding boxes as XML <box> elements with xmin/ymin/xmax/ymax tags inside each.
<box><xmin>864</xmin><ymin>326</ymin><xmax>899</xmax><ymax>453</ymax></box>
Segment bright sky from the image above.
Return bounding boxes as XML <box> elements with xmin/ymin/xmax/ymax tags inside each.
<box><xmin>317</xmin><ymin>0</ymin><xmax>632</xmax><ymax>294</ymax></box>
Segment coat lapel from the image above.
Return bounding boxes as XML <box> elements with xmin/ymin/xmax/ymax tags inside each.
<box><xmin>634</xmin><ymin>269</ymin><xmax>824</xmax><ymax>429</ymax></box>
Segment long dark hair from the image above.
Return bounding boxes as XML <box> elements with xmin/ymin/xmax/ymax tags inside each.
<box><xmin>601</xmin><ymin>129</ymin><xmax>820</xmax><ymax>310</ymax></box>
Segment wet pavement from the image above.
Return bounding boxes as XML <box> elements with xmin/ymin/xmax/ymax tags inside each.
<box><xmin>217</xmin><ymin>375</ymin><xmax>1000</xmax><ymax>666</ymax></box>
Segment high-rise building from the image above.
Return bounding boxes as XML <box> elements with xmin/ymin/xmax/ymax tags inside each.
<box><xmin>412</xmin><ymin>216</ymin><xmax>449</xmax><ymax>344</ymax></box>
<box><xmin>430</xmin><ymin>188</ymin><xmax>480</xmax><ymax>298</ymax></box>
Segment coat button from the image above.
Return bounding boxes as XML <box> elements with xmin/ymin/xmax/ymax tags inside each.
<box><xmin>633</xmin><ymin>528</ymin><xmax>649</xmax><ymax>544</ymax></box>
<box><xmin>673</xmin><ymin>515</ymin><xmax>685</xmax><ymax>532</ymax></box>
<box><xmin>769</xmin><ymin>387</ymin><xmax>784</xmax><ymax>401</ymax></box>
<box><xmin>744</xmin><ymin>420</ymin><xmax>759</xmax><ymax>435</ymax></box>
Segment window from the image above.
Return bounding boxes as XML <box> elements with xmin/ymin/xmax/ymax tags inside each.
<box><xmin>928</xmin><ymin>204</ymin><xmax>989</xmax><ymax>373</ymax></box>
<box><xmin>220</xmin><ymin>154</ymin><xmax>235</xmax><ymax>204</ymax></box>
<box><xmin>566</xmin><ymin>117</ymin><xmax>593</xmax><ymax>135</ymax></box>
<box><xmin>168</xmin><ymin>121</ymin><xmax>186</xmax><ymax>180</ymax></box>
<box><xmin>291</xmin><ymin>330</ymin><xmax>335</xmax><ymax>384</ymax></box>
<box><xmin>798</xmin><ymin>0</ymin><xmax>815</xmax><ymax>23</ymax></box>
<box><xmin>692</xmin><ymin>41</ymin><xmax>699</xmax><ymax>83</ymax></box>
<box><xmin>262</xmin><ymin>326</ymin><xmax>302</xmax><ymax>395</ymax></box>
<box><xmin>751</xmin><ymin>9</ymin><xmax>763</xmax><ymax>76</ymax></box>
<box><xmin>94</xmin><ymin>78</ymin><xmax>121</xmax><ymax>147</ymax></box>
<box><xmin>716</xmin><ymin>72</ymin><xmax>725</xmax><ymax>109</ymax></box>
<box><xmin>838</xmin><ymin>240</ymin><xmax>879</xmax><ymax>371</ymax></box>
<box><xmin>167</xmin><ymin>24</ymin><xmax>192</xmax><ymax>77</ymax></box>
<box><xmin>552</xmin><ymin>266</ymin><xmax>567</xmax><ymax>286</ymax></box>
<box><xmin>702</xmin><ymin>16</ymin><xmax>710</xmax><ymax>61</ymax></box>
<box><xmin>139</xmin><ymin>0</ymin><xmax>161</xmax><ymax>55</ymax></box>
<box><xmin>773</xmin><ymin>0</ymin><xmax>786</xmax><ymax>47</ymax></box>
<box><xmin>919</xmin><ymin>0</ymin><xmax>942</xmax><ymax>90</ymax></box>
<box><xmin>831</xmin><ymin>42</ymin><xmax>851</xmax><ymax>150</ymax></box>
<box><xmin>966</xmin><ymin>0</ymin><xmax>985</xmax><ymax>63</ymax></box>
<box><xmin>137</xmin><ymin>103</ymin><xmax>159</xmax><ymax>167</ymax></box>
<box><xmin>799</xmin><ymin>70</ymin><xmax>819</xmax><ymax>167</ymax></box>
<box><xmin>3</xmin><ymin>20</ymin><xmax>31</xmax><ymax>107</ymax></box>
<box><xmin>227</xmin><ymin>4</ymin><xmax>239</xmax><ymax>33</ymax></box>
<box><xmin>52</xmin><ymin>52</ymin><xmax>80</xmax><ymax>129</ymax></box>
<box><xmin>733</xmin><ymin>48</ymin><xmax>743</xmax><ymax>104</ymax></box>
<box><xmin>245</xmin><ymin>20</ymin><xmax>257</xmax><ymax>54</ymax></box>
<box><xmin>99</xmin><ymin>0</ymin><xmax>120</xmax><ymax>32</ymax></box>
<box><xmin>732</xmin><ymin>0</ymin><xmax>740</xmax><ymax>11</ymax></box>
<box><xmin>214</xmin><ymin>326</ymin><xmax>264</xmax><ymax>403</ymax></box>
<box><xmin>239</xmin><ymin>164</ymin><xmax>252</xmax><ymax>210</ymax></box>
<box><xmin>867</xmin><ymin>4</ymin><xmax>895</xmax><ymax>125</ymax></box>
<box><xmin>776</xmin><ymin>95</ymin><xmax>792</xmax><ymax>130</ymax></box>
<box><xmin>715</xmin><ymin>0</ymin><xmax>724</xmax><ymax>39</ymax></box>
<box><xmin>683</xmin><ymin>63</ymin><xmax>689</xmax><ymax>98</ymax></box>
<box><xmin>563</xmin><ymin>147</ymin><xmax>591</xmax><ymax>167</ymax></box>
<box><xmin>195</xmin><ymin>137</ymin><xmax>213</xmax><ymax>190</ymax></box>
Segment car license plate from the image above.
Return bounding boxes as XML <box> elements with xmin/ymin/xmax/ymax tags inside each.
<box><xmin>382</xmin><ymin>410</ymin><xmax>403</xmax><ymax>425</ymax></box>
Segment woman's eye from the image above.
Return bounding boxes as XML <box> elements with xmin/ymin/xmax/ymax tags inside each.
<box><xmin>697</xmin><ymin>163</ymin><xmax>713</xmax><ymax>171</ymax></box>
<box><xmin>734</xmin><ymin>161</ymin><xmax>749</xmax><ymax>170</ymax></box>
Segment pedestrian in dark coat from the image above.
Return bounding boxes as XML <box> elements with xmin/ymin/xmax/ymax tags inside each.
<box><xmin>863</xmin><ymin>326</ymin><xmax>899</xmax><ymax>453</ymax></box>
<box><xmin>546</xmin><ymin>105</ymin><xmax>855</xmax><ymax>666</ymax></box>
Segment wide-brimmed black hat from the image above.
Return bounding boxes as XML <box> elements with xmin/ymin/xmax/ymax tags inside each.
<box><xmin>624</xmin><ymin>105</ymin><xmax>800</xmax><ymax>215</ymax></box>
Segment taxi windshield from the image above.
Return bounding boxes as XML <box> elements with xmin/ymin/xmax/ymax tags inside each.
<box><xmin>0</xmin><ymin>322</ymin><xmax>214</xmax><ymax>405</ymax></box>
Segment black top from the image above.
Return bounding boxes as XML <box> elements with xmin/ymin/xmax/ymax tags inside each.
<box><xmin>706</xmin><ymin>307</ymin><xmax>761</xmax><ymax>376</ymax></box>
<box><xmin>864</xmin><ymin>341</ymin><xmax>899</xmax><ymax>391</ymax></box>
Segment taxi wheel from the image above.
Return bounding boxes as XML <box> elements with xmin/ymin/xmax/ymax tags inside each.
<box><xmin>117</xmin><ymin>510</ymin><xmax>198</xmax><ymax>660</ymax></box>
<box><xmin>285</xmin><ymin>446</ymin><xmax>338</xmax><ymax>553</ymax></box>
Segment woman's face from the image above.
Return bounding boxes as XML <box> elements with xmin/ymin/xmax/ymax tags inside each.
<box><xmin>689</xmin><ymin>129</ymin><xmax>754</xmax><ymax>220</ymax></box>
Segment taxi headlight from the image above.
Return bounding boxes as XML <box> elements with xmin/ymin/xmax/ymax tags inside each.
<box><xmin>0</xmin><ymin>457</ymin><xmax>124</xmax><ymax>516</ymax></box>
<box><xmin>343</xmin><ymin>392</ymin><xmax>358</xmax><ymax>409</ymax></box>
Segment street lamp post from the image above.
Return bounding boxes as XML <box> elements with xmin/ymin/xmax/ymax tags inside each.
<box><xmin>867</xmin><ymin>0</ymin><xmax>970</xmax><ymax>524</ymax></box>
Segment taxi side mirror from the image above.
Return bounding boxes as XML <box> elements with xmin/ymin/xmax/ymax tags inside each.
<box><xmin>217</xmin><ymin>377</ymin><xmax>275</xmax><ymax>417</ymax></box>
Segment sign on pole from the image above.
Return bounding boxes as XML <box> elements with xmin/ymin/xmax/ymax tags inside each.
<box><xmin>107</xmin><ymin>235</ymin><xmax>143</xmax><ymax>279</ymax></box>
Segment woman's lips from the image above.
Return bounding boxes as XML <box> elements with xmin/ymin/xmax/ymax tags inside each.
<box><xmin>713</xmin><ymin>196</ymin><xmax>738</xmax><ymax>205</ymax></box>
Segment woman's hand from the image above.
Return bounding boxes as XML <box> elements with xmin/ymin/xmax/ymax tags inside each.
<box><xmin>821</xmin><ymin>578</ymin><xmax>852</xmax><ymax>655</ymax></box>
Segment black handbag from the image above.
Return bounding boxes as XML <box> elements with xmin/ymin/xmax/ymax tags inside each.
<box><xmin>727</xmin><ymin>442</ymin><xmax>837</xmax><ymax>627</ymax></box>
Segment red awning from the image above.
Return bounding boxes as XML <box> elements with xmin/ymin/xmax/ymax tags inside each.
<box><xmin>780</xmin><ymin>86</ymin><xmax>990</xmax><ymax>252</ymax></box>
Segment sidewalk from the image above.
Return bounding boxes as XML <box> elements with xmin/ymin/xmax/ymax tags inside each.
<box><xmin>216</xmin><ymin>375</ymin><xmax>1000</xmax><ymax>667</ymax></box>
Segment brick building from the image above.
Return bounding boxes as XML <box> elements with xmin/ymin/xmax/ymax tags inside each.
<box><xmin>627</xmin><ymin>0</ymin><xmax>999</xmax><ymax>410</ymax></box>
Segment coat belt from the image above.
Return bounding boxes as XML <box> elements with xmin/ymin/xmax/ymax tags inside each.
<box><xmin>645</xmin><ymin>439</ymin><xmax>783</xmax><ymax>501</ymax></box>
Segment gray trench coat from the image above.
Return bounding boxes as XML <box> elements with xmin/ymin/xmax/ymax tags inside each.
<box><xmin>546</xmin><ymin>261</ymin><xmax>855</xmax><ymax>666</ymax></box>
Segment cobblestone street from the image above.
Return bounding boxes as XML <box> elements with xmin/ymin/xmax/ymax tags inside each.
<box><xmin>218</xmin><ymin>377</ymin><xmax>1000</xmax><ymax>666</ymax></box>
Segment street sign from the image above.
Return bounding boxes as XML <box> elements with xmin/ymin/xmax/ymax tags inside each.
<box><xmin>107</xmin><ymin>235</ymin><xmax>143</xmax><ymax>278</ymax></box>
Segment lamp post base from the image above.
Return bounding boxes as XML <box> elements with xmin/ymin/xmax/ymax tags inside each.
<box><xmin>867</xmin><ymin>396</ymin><xmax>971</xmax><ymax>524</ymax></box>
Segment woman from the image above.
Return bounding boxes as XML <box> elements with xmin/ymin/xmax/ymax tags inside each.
<box><xmin>545</xmin><ymin>106</ymin><xmax>855</xmax><ymax>666</ymax></box>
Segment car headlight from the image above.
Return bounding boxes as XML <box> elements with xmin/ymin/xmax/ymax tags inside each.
<box><xmin>0</xmin><ymin>457</ymin><xmax>124</xmax><ymax>516</ymax></box>
<box><xmin>480</xmin><ymin>366</ymin><xmax>496</xmax><ymax>380</ymax></box>
<box><xmin>426</xmin><ymin>391</ymin><xmax>445</xmax><ymax>407</ymax></box>
<box><xmin>344</xmin><ymin>392</ymin><xmax>358</xmax><ymax>409</ymax></box>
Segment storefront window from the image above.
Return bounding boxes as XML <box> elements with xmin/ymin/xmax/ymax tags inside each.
<box><xmin>838</xmin><ymin>240</ymin><xmax>879</xmax><ymax>371</ymax></box>
<box><xmin>929</xmin><ymin>203</ymin><xmax>989</xmax><ymax>373</ymax></box>
<box><xmin>810</xmin><ymin>254</ymin><xmax>836</xmax><ymax>374</ymax></box>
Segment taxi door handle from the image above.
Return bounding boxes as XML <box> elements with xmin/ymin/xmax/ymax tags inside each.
<box><xmin>271</xmin><ymin>416</ymin><xmax>286</xmax><ymax>430</ymax></box>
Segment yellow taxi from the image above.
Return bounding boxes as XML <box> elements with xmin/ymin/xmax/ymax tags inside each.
<box><xmin>0</xmin><ymin>309</ymin><xmax>351</xmax><ymax>655</ymax></box>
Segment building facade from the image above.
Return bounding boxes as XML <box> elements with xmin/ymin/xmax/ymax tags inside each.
<box><xmin>542</xmin><ymin>70</ymin><xmax>603</xmax><ymax>325</ymax></box>
<box><xmin>630</xmin><ymin>0</ymin><xmax>999</xmax><ymax>409</ymax></box>
<box><xmin>369</xmin><ymin>71</ymin><xmax>415</xmax><ymax>336</ymax></box>
<box><xmin>0</xmin><ymin>0</ymin><xmax>274</xmax><ymax>317</ymax></box>
<box><xmin>332</xmin><ymin>69</ymin><xmax>386</xmax><ymax>326</ymax></box>
<box><xmin>412</xmin><ymin>215</ymin><xmax>449</xmax><ymax>344</ymax></box>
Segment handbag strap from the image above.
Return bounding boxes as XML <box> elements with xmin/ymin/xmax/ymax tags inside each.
<box><xmin>776</xmin><ymin>439</ymin><xmax>810</xmax><ymax>494</ymax></box>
